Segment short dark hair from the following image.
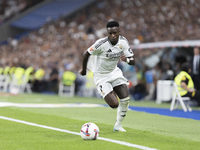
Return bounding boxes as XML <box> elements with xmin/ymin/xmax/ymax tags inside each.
<box><xmin>181</xmin><ymin>62</ymin><xmax>191</xmax><ymax>72</ymax></box>
<box><xmin>106</xmin><ymin>21</ymin><xmax>119</xmax><ymax>28</ymax></box>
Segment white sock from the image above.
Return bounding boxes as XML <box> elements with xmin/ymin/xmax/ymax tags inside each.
<box><xmin>115</xmin><ymin>97</ymin><xmax>129</xmax><ymax>127</ymax></box>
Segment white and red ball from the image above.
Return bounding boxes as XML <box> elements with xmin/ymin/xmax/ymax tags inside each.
<box><xmin>80</xmin><ymin>123</ymin><xmax>99</xmax><ymax>140</ymax></box>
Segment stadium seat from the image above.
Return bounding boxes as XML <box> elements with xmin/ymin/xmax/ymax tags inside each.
<box><xmin>9</xmin><ymin>67</ymin><xmax>29</xmax><ymax>94</ymax></box>
<box><xmin>83</xmin><ymin>70</ymin><xmax>97</xmax><ymax>97</ymax></box>
<box><xmin>20</xmin><ymin>75</ymin><xmax>32</xmax><ymax>94</ymax></box>
<box><xmin>59</xmin><ymin>82</ymin><xmax>75</xmax><ymax>97</ymax></box>
<box><xmin>59</xmin><ymin>71</ymin><xmax>76</xmax><ymax>97</ymax></box>
<box><xmin>0</xmin><ymin>75</ymin><xmax>10</xmax><ymax>92</ymax></box>
<box><xmin>170</xmin><ymin>82</ymin><xmax>192</xmax><ymax>112</ymax></box>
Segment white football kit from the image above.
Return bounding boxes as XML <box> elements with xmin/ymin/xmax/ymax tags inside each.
<box><xmin>87</xmin><ymin>36</ymin><xmax>134</xmax><ymax>98</ymax></box>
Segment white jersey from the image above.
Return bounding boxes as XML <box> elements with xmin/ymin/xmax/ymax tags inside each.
<box><xmin>87</xmin><ymin>36</ymin><xmax>134</xmax><ymax>74</ymax></box>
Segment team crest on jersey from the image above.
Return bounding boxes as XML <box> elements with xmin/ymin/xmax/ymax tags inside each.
<box><xmin>119</xmin><ymin>45</ymin><xmax>122</xmax><ymax>50</ymax></box>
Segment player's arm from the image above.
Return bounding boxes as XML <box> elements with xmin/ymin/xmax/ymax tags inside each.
<box><xmin>121</xmin><ymin>37</ymin><xmax>135</xmax><ymax>65</ymax></box>
<box><xmin>79</xmin><ymin>50</ymin><xmax>91</xmax><ymax>76</ymax></box>
<box><xmin>120</xmin><ymin>54</ymin><xmax>135</xmax><ymax>65</ymax></box>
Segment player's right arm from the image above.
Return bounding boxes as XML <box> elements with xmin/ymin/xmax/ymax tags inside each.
<box><xmin>79</xmin><ymin>50</ymin><xmax>91</xmax><ymax>76</ymax></box>
<box><xmin>79</xmin><ymin>38</ymin><xmax>103</xmax><ymax>76</ymax></box>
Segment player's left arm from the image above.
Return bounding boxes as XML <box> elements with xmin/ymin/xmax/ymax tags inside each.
<box><xmin>121</xmin><ymin>46</ymin><xmax>135</xmax><ymax>65</ymax></box>
<box><xmin>120</xmin><ymin>53</ymin><xmax>135</xmax><ymax>65</ymax></box>
<box><xmin>120</xmin><ymin>37</ymin><xmax>135</xmax><ymax>65</ymax></box>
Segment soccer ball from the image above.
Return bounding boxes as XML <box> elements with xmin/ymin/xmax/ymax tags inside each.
<box><xmin>80</xmin><ymin>123</ymin><xmax>99</xmax><ymax>140</ymax></box>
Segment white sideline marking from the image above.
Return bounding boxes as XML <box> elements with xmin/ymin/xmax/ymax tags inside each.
<box><xmin>0</xmin><ymin>116</ymin><xmax>157</xmax><ymax>150</ymax></box>
<box><xmin>0</xmin><ymin>102</ymin><xmax>104</xmax><ymax>108</ymax></box>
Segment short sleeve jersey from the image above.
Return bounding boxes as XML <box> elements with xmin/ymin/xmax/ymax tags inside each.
<box><xmin>87</xmin><ymin>36</ymin><xmax>134</xmax><ymax>74</ymax></box>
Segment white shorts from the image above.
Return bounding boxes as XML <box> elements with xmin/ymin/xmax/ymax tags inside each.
<box><xmin>93</xmin><ymin>67</ymin><xmax>128</xmax><ymax>98</ymax></box>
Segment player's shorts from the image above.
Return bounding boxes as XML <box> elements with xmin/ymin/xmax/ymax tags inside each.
<box><xmin>93</xmin><ymin>67</ymin><xmax>128</xmax><ymax>98</ymax></box>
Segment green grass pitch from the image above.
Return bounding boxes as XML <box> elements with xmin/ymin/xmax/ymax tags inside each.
<box><xmin>0</xmin><ymin>93</ymin><xmax>200</xmax><ymax>150</ymax></box>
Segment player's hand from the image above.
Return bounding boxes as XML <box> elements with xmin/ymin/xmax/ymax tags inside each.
<box><xmin>120</xmin><ymin>54</ymin><xmax>127</xmax><ymax>62</ymax></box>
<box><xmin>79</xmin><ymin>70</ymin><xmax>86</xmax><ymax>76</ymax></box>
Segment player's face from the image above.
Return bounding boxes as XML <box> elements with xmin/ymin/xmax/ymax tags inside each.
<box><xmin>107</xmin><ymin>27</ymin><xmax>120</xmax><ymax>45</ymax></box>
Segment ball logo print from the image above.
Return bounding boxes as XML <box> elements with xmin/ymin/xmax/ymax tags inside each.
<box><xmin>80</xmin><ymin>123</ymin><xmax>99</xmax><ymax>140</ymax></box>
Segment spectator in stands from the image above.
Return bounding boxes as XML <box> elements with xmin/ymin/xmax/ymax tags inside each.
<box><xmin>129</xmin><ymin>64</ymin><xmax>146</xmax><ymax>100</ymax></box>
<box><xmin>0</xmin><ymin>0</ymin><xmax>43</xmax><ymax>24</ymax></box>
<box><xmin>161</xmin><ymin>62</ymin><xmax>174</xmax><ymax>80</ymax></box>
<box><xmin>47</xmin><ymin>62</ymin><xmax>59</xmax><ymax>93</ymax></box>
<box><xmin>144</xmin><ymin>65</ymin><xmax>154</xmax><ymax>100</ymax></box>
<box><xmin>1</xmin><ymin>0</ymin><xmax>200</xmax><ymax>97</ymax></box>
<box><xmin>191</xmin><ymin>47</ymin><xmax>200</xmax><ymax>90</ymax></box>
<box><xmin>33</xmin><ymin>65</ymin><xmax>46</xmax><ymax>93</ymax></box>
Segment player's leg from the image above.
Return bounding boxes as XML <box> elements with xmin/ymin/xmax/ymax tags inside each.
<box><xmin>95</xmin><ymin>69</ymin><xmax>129</xmax><ymax>131</ymax></box>
<box><xmin>104</xmin><ymin>91</ymin><xmax>119</xmax><ymax>108</ymax></box>
<box><xmin>114</xmin><ymin>84</ymin><xmax>129</xmax><ymax>99</ymax></box>
<box><xmin>113</xmin><ymin>84</ymin><xmax>130</xmax><ymax>132</ymax></box>
<box><xmin>96</xmin><ymin>82</ymin><xmax>119</xmax><ymax>108</ymax></box>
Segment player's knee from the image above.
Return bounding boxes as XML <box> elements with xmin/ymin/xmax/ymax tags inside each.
<box><xmin>110</xmin><ymin>105</ymin><xmax>118</xmax><ymax>109</ymax></box>
<box><xmin>109</xmin><ymin>102</ymin><xmax>119</xmax><ymax>109</ymax></box>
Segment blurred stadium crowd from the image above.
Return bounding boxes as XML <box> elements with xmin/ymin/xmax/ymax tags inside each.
<box><xmin>0</xmin><ymin>0</ymin><xmax>43</xmax><ymax>24</ymax></box>
<box><xmin>0</xmin><ymin>0</ymin><xmax>200</xmax><ymax>100</ymax></box>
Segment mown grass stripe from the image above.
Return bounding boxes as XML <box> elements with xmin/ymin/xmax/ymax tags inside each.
<box><xmin>0</xmin><ymin>116</ymin><xmax>157</xmax><ymax>150</ymax></box>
